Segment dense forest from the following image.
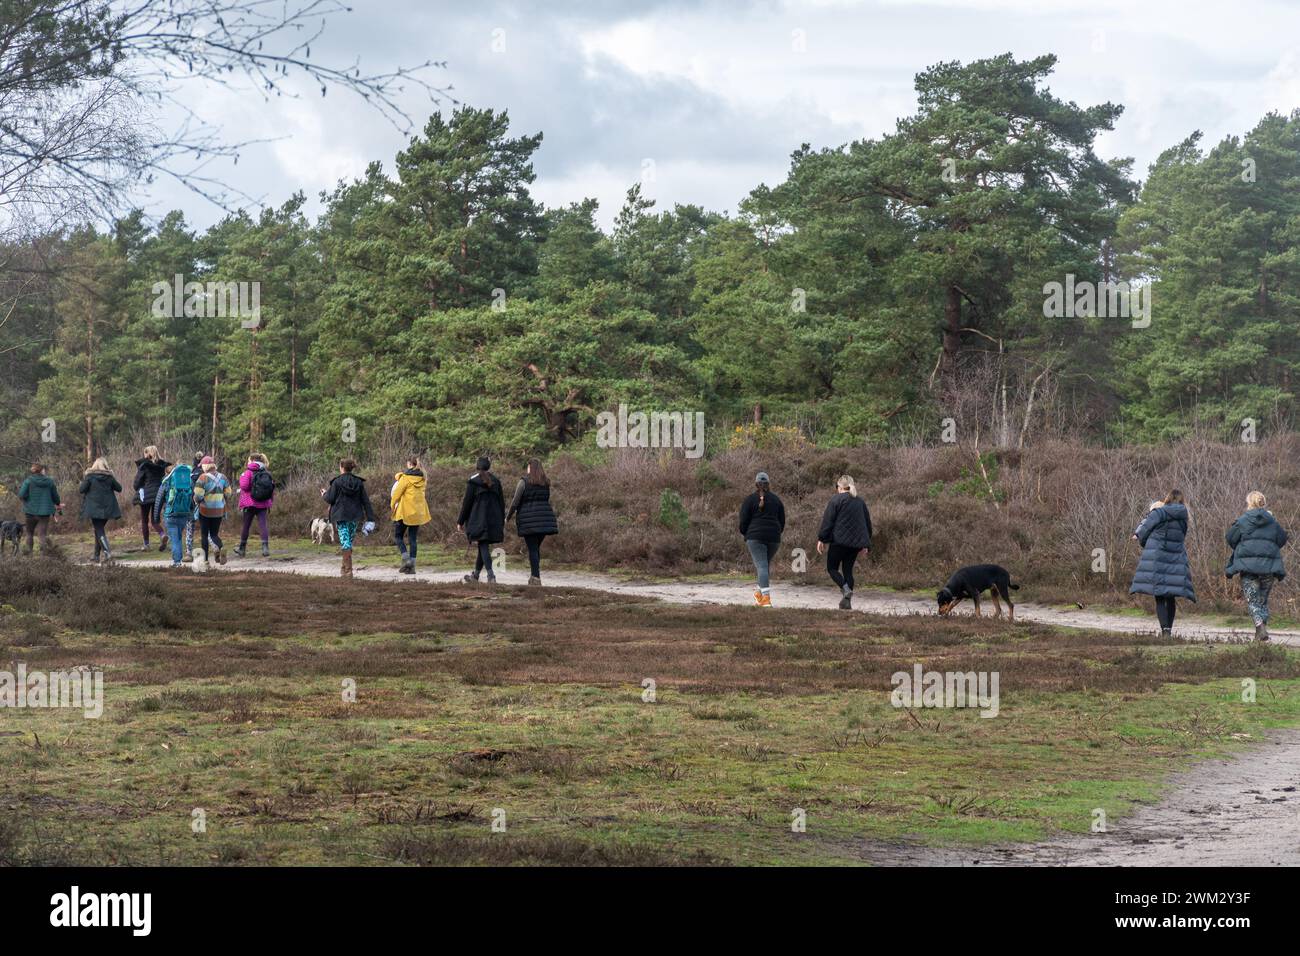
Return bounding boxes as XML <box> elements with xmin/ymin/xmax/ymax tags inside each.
<box><xmin>3</xmin><ymin>52</ymin><xmax>1299</xmax><ymax>475</ymax></box>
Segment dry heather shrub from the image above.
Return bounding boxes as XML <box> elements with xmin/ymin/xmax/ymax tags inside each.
<box><xmin>0</xmin><ymin>553</ymin><xmax>180</xmax><ymax>632</ymax></box>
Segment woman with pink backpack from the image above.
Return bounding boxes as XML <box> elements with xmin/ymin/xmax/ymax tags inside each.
<box><xmin>234</xmin><ymin>452</ymin><xmax>275</xmax><ymax>557</ymax></box>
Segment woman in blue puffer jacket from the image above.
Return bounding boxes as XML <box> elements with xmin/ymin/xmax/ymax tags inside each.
<box><xmin>1130</xmin><ymin>489</ymin><xmax>1195</xmax><ymax>637</ymax></box>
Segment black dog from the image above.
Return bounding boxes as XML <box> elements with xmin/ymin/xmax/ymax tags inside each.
<box><xmin>0</xmin><ymin>520</ymin><xmax>23</xmax><ymax>556</ymax></box>
<box><xmin>937</xmin><ymin>564</ymin><xmax>1019</xmax><ymax>620</ymax></box>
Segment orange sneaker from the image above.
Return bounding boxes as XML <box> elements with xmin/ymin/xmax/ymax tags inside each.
<box><xmin>758</xmin><ymin>592</ymin><xmax>772</xmax><ymax>607</ymax></box>
<box><xmin>754</xmin><ymin>590</ymin><xmax>764</xmax><ymax>606</ymax></box>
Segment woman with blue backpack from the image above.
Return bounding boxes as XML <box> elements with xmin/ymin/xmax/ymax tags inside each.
<box><xmin>235</xmin><ymin>453</ymin><xmax>275</xmax><ymax>557</ymax></box>
<box><xmin>152</xmin><ymin>461</ymin><xmax>196</xmax><ymax>568</ymax></box>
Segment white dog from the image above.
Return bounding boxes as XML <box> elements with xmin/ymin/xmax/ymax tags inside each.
<box><xmin>310</xmin><ymin>518</ymin><xmax>336</xmax><ymax>545</ymax></box>
<box><xmin>190</xmin><ymin>550</ymin><xmax>209</xmax><ymax>573</ymax></box>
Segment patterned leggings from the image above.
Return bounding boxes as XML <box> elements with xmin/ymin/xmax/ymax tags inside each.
<box><xmin>337</xmin><ymin>521</ymin><xmax>357</xmax><ymax>552</ymax></box>
<box><xmin>1241</xmin><ymin>573</ymin><xmax>1275</xmax><ymax>625</ymax></box>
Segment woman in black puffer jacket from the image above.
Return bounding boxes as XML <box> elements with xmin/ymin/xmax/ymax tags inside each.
<box><xmin>817</xmin><ymin>474</ymin><xmax>872</xmax><ymax>610</ymax></box>
<box><xmin>507</xmin><ymin>458</ymin><xmax>558</xmax><ymax>586</ymax></box>
<box><xmin>132</xmin><ymin>445</ymin><xmax>170</xmax><ymax>551</ymax></box>
<box><xmin>739</xmin><ymin>471</ymin><xmax>785</xmax><ymax>607</ymax></box>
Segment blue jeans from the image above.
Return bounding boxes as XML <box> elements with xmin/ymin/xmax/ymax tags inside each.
<box><xmin>746</xmin><ymin>539</ymin><xmax>778</xmax><ymax>590</ymax></box>
<box><xmin>165</xmin><ymin>516</ymin><xmax>188</xmax><ymax>564</ymax></box>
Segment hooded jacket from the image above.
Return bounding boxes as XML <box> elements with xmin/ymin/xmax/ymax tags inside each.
<box><xmin>79</xmin><ymin>470</ymin><xmax>123</xmax><ymax>521</ymax></box>
<box><xmin>324</xmin><ymin>472</ymin><xmax>376</xmax><ymax>526</ymax></box>
<box><xmin>1130</xmin><ymin>503</ymin><xmax>1196</xmax><ymax>600</ymax></box>
<box><xmin>457</xmin><ymin>472</ymin><xmax>505</xmax><ymax>544</ymax></box>
<box><xmin>817</xmin><ymin>491</ymin><xmax>872</xmax><ymax>550</ymax></box>
<box><xmin>508</xmin><ymin>478</ymin><xmax>558</xmax><ymax>537</ymax></box>
<box><xmin>19</xmin><ymin>473</ymin><xmax>61</xmax><ymax>517</ymax></box>
<box><xmin>390</xmin><ymin>469</ymin><xmax>432</xmax><ymax>526</ymax></box>
<box><xmin>1226</xmin><ymin>508</ymin><xmax>1288</xmax><ymax>580</ymax></box>
<box><xmin>238</xmin><ymin>460</ymin><xmax>274</xmax><ymax>510</ymax></box>
<box><xmin>132</xmin><ymin>457</ymin><xmax>170</xmax><ymax>506</ymax></box>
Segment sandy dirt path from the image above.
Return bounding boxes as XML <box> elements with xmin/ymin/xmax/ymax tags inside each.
<box><xmin>130</xmin><ymin>548</ymin><xmax>1300</xmax><ymax>647</ymax></box>
<box><xmin>916</xmin><ymin>727</ymin><xmax>1300</xmax><ymax>866</ymax></box>
<box><xmin>126</xmin><ymin>549</ymin><xmax>1300</xmax><ymax>865</ymax></box>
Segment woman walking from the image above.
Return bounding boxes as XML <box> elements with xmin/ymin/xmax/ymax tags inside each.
<box><xmin>18</xmin><ymin>463</ymin><xmax>62</xmax><ymax>554</ymax></box>
<box><xmin>1130</xmin><ymin>489</ymin><xmax>1195</xmax><ymax>637</ymax></box>
<box><xmin>506</xmin><ymin>458</ymin><xmax>558</xmax><ymax>586</ymax></box>
<box><xmin>739</xmin><ymin>471</ymin><xmax>784</xmax><ymax>606</ymax></box>
<box><xmin>322</xmin><ymin>458</ymin><xmax>376</xmax><ymax>578</ymax></box>
<box><xmin>816</xmin><ymin>474</ymin><xmax>872</xmax><ymax>610</ymax></box>
<box><xmin>457</xmin><ymin>456</ymin><xmax>504</xmax><ymax>584</ymax></box>
<box><xmin>78</xmin><ymin>458</ymin><xmax>122</xmax><ymax>564</ymax></box>
<box><xmin>132</xmin><ymin>446</ymin><xmax>170</xmax><ymax>551</ymax></box>
<box><xmin>182</xmin><ymin>451</ymin><xmax>204</xmax><ymax>562</ymax></box>
<box><xmin>235</xmin><ymin>452</ymin><xmax>275</xmax><ymax>557</ymax></box>
<box><xmin>151</xmin><ymin>461</ymin><xmax>195</xmax><ymax>568</ymax></box>
<box><xmin>194</xmin><ymin>457</ymin><xmax>231</xmax><ymax>566</ymax></box>
<box><xmin>1226</xmin><ymin>491</ymin><xmax>1287</xmax><ymax>642</ymax></box>
<box><xmin>390</xmin><ymin>456</ymin><xmax>431</xmax><ymax>574</ymax></box>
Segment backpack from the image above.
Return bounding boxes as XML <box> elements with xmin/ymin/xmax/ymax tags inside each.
<box><xmin>164</xmin><ymin>465</ymin><xmax>194</xmax><ymax>517</ymax></box>
<box><xmin>250</xmin><ymin>468</ymin><xmax>275</xmax><ymax>502</ymax></box>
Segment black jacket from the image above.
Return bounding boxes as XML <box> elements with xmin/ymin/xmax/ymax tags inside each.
<box><xmin>79</xmin><ymin>471</ymin><xmax>123</xmax><ymax>521</ymax></box>
<box><xmin>132</xmin><ymin>457</ymin><xmax>170</xmax><ymax>506</ymax></box>
<box><xmin>458</xmin><ymin>472</ymin><xmax>505</xmax><ymax>544</ymax></box>
<box><xmin>508</xmin><ymin>479</ymin><xmax>558</xmax><ymax>537</ymax></box>
<box><xmin>818</xmin><ymin>492</ymin><xmax>872</xmax><ymax>550</ymax></box>
<box><xmin>739</xmin><ymin>491</ymin><xmax>785</xmax><ymax>543</ymax></box>
<box><xmin>324</xmin><ymin>472</ymin><xmax>376</xmax><ymax>525</ymax></box>
<box><xmin>1226</xmin><ymin>508</ymin><xmax>1288</xmax><ymax>580</ymax></box>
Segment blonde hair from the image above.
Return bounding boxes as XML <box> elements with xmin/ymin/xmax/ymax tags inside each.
<box><xmin>836</xmin><ymin>474</ymin><xmax>857</xmax><ymax>497</ymax></box>
<box><xmin>86</xmin><ymin>457</ymin><xmax>111</xmax><ymax>475</ymax></box>
<box><xmin>143</xmin><ymin>445</ymin><xmax>159</xmax><ymax>460</ymax></box>
<box><xmin>1247</xmin><ymin>490</ymin><xmax>1267</xmax><ymax>509</ymax></box>
<box><xmin>202</xmin><ymin>462</ymin><xmax>217</xmax><ymax>474</ymax></box>
<box><xmin>250</xmin><ymin>452</ymin><xmax>268</xmax><ymax>466</ymax></box>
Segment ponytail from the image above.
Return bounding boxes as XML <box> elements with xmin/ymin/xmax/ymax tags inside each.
<box><xmin>756</xmin><ymin>480</ymin><xmax>769</xmax><ymax>511</ymax></box>
<box><xmin>837</xmin><ymin>474</ymin><xmax>857</xmax><ymax>497</ymax></box>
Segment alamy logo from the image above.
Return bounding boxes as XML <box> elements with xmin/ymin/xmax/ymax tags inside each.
<box><xmin>890</xmin><ymin>663</ymin><xmax>999</xmax><ymax>718</ymax></box>
<box><xmin>151</xmin><ymin>274</ymin><xmax>261</xmax><ymax>327</ymax></box>
<box><xmin>0</xmin><ymin>664</ymin><xmax>103</xmax><ymax>718</ymax></box>
<box><xmin>595</xmin><ymin>403</ymin><xmax>705</xmax><ymax>459</ymax></box>
<box><xmin>49</xmin><ymin>886</ymin><xmax>151</xmax><ymax>936</ymax></box>
<box><xmin>1042</xmin><ymin>274</ymin><xmax>1150</xmax><ymax>328</ymax></box>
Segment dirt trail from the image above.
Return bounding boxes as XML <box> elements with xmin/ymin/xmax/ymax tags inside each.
<box><xmin>131</xmin><ymin>549</ymin><xmax>1300</xmax><ymax>647</ymax></box>
<box><xmin>913</xmin><ymin>727</ymin><xmax>1300</xmax><ymax>866</ymax></box>
<box><xmin>126</xmin><ymin>549</ymin><xmax>1300</xmax><ymax>866</ymax></box>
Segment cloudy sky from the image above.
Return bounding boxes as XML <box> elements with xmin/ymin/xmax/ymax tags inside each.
<box><xmin>143</xmin><ymin>0</ymin><xmax>1300</xmax><ymax>230</ymax></box>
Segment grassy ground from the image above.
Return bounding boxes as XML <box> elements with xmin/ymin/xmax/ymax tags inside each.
<box><xmin>4</xmin><ymin>563</ymin><xmax>1300</xmax><ymax>866</ymax></box>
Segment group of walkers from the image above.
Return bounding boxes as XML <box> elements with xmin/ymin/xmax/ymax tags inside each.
<box><xmin>739</xmin><ymin>471</ymin><xmax>873</xmax><ymax>610</ymax></box>
<box><xmin>7</xmin><ymin>453</ymin><xmax>1290</xmax><ymax>637</ymax></box>
<box><xmin>9</xmin><ymin>450</ymin><xmax>563</xmax><ymax>585</ymax></box>
<box><xmin>1129</xmin><ymin>489</ymin><xmax>1288</xmax><ymax>641</ymax></box>
<box><xmin>739</xmin><ymin>475</ymin><xmax>1287</xmax><ymax>640</ymax></box>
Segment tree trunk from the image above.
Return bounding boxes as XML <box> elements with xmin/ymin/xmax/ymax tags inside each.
<box><xmin>940</xmin><ymin>284</ymin><xmax>963</xmax><ymax>392</ymax></box>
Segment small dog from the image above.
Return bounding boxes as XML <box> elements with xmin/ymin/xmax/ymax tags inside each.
<box><xmin>310</xmin><ymin>517</ymin><xmax>335</xmax><ymax>545</ymax></box>
<box><xmin>0</xmin><ymin>520</ymin><xmax>22</xmax><ymax>556</ymax></box>
<box><xmin>190</xmin><ymin>550</ymin><xmax>209</xmax><ymax>573</ymax></box>
<box><xmin>937</xmin><ymin>564</ymin><xmax>1019</xmax><ymax>620</ymax></box>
